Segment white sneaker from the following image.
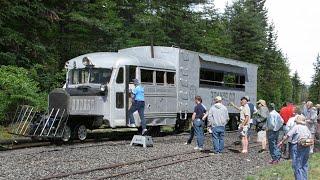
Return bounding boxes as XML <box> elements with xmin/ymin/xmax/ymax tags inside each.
<box><xmin>184</xmin><ymin>142</ymin><xmax>189</xmax><ymax>145</ymax></box>
<box><xmin>194</xmin><ymin>146</ymin><xmax>199</xmax><ymax>150</ymax></box>
<box><xmin>208</xmin><ymin>128</ymin><xmax>212</xmax><ymax>134</ymax></box>
<box><xmin>128</xmin><ymin>124</ymin><xmax>136</xmax><ymax>128</ymax></box>
<box><xmin>142</xmin><ymin>129</ymin><xmax>148</xmax><ymax>135</ymax></box>
<box><xmin>198</xmin><ymin>148</ymin><xmax>203</xmax><ymax>151</ymax></box>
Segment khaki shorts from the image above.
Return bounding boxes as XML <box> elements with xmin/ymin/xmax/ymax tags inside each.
<box><xmin>239</xmin><ymin>125</ymin><xmax>249</xmax><ymax>137</ymax></box>
<box><xmin>257</xmin><ymin>130</ymin><xmax>266</xmax><ymax>142</ymax></box>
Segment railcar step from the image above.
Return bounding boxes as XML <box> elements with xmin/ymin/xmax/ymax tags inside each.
<box><xmin>130</xmin><ymin>135</ymin><xmax>153</xmax><ymax>148</ymax></box>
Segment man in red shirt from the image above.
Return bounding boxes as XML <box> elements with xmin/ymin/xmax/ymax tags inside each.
<box><xmin>280</xmin><ymin>102</ymin><xmax>295</xmax><ymax>125</ymax></box>
<box><xmin>279</xmin><ymin>101</ymin><xmax>295</xmax><ymax>158</ymax></box>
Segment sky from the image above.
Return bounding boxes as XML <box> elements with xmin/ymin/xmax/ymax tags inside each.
<box><xmin>214</xmin><ymin>0</ymin><xmax>320</xmax><ymax>85</ymax></box>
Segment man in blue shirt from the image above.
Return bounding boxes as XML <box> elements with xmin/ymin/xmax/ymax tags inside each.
<box><xmin>267</xmin><ymin>103</ymin><xmax>284</xmax><ymax>164</ymax></box>
<box><xmin>128</xmin><ymin>79</ymin><xmax>147</xmax><ymax>135</ymax></box>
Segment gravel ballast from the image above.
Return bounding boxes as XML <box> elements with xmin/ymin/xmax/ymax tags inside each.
<box><xmin>0</xmin><ymin>132</ymin><xmax>272</xmax><ymax>180</ymax></box>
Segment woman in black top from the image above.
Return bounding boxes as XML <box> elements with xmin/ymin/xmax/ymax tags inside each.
<box><xmin>192</xmin><ymin>96</ymin><xmax>206</xmax><ymax>150</ymax></box>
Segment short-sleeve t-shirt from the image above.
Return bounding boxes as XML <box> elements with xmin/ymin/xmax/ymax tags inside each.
<box><xmin>194</xmin><ymin>103</ymin><xmax>206</xmax><ymax>119</ymax></box>
<box><xmin>287</xmin><ymin>124</ymin><xmax>311</xmax><ymax>144</ymax></box>
<box><xmin>240</xmin><ymin>104</ymin><xmax>251</xmax><ymax>123</ymax></box>
<box><xmin>132</xmin><ymin>85</ymin><xmax>144</xmax><ymax>101</ymax></box>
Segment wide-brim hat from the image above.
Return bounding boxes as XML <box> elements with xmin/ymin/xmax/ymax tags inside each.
<box><xmin>295</xmin><ymin>115</ymin><xmax>306</xmax><ymax>125</ymax></box>
<box><xmin>257</xmin><ymin>99</ymin><xmax>266</xmax><ymax>106</ymax></box>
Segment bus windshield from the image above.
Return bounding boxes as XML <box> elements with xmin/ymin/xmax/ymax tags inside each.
<box><xmin>68</xmin><ymin>68</ymin><xmax>112</xmax><ymax>85</ymax></box>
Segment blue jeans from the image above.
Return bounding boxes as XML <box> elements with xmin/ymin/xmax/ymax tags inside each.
<box><xmin>267</xmin><ymin>130</ymin><xmax>281</xmax><ymax>161</ymax></box>
<box><xmin>247</xmin><ymin>123</ymin><xmax>253</xmax><ymax>138</ymax></box>
<box><xmin>289</xmin><ymin>142</ymin><xmax>293</xmax><ymax>159</ymax></box>
<box><xmin>211</xmin><ymin>126</ymin><xmax>225</xmax><ymax>153</ymax></box>
<box><xmin>291</xmin><ymin>143</ymin><xmax>310</xmax><ymax>180</ymax></box>
<box><xmin>194</xmin><ymin>119</ymin><xmax>204</xmax><ymax>148</ymax></box>
<box><xmin>129</xmin><ymin>101</ymin><xmax>146</xmax><ymax>130</ymax></box>
<box><xmin>187</xmin><ymin>126</ymin><xmax>195</xmax><ymax>144</ymax></box>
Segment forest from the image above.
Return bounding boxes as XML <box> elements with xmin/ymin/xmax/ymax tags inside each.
<box><xmin>0</xmin><ymin>0</ymin><xmax>319</xmax><ymax>124</ymax></box>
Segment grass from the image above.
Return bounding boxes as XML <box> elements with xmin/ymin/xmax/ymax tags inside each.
<box><xmin>247</xmin><ymin>152</ymin><xmax>320</xmax><ymax>180</ymax></box>
<box><xmin>0</xmin><ymin>126</ymin><xmax>12</xmax><ymax>141</ymax></box>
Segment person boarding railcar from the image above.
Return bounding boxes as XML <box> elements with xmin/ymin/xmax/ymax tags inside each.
<box><xmin>128</xmin><ymin>79</ymin><xmax>147</xmax><ymax>135</ymax></box>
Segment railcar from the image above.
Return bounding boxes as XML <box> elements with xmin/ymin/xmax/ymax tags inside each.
<box><xmin>46</xmin><ymin>46</ymin><xmax>258</xmax><ymax>141</ymax></box>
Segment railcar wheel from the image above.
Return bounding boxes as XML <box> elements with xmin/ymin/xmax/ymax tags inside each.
<box><xmin>76</xmin><ymin>124</ymin><xmax>87</xmax><ymax>141</ymax></box>
<box><xmin>148</xmin><ymin>126</ymin><xmax>161</xmax><ymax>137</ymax></box>
<box><xmin>61</xmin><ymin>125</ymin><xmax>72</xmax><ymax>142</ymax></box>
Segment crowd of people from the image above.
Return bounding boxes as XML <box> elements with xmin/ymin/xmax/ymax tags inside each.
<box><xmin>186</xmin><ymin>95</ymin><xmax>319</xmax><ymax>180</ymax></box>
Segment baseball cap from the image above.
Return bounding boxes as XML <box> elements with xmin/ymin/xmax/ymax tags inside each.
<box><xmin>214</xmin><ymin>96</ymin><xmax>222</xmax><ymax>101</ymax></box>
<box><xmin>133</xmin><ymin>79</ymin><xmax>140</xmax><ymax>84</ymax></box>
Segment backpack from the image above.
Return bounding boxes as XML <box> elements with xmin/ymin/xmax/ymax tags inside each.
<box><xmin>248</xmin><ymin>102</ymin><xmax>255</xmax><ymax>117</ymax></box>
<box><xmin>299</xmin><ymin>138</ymin><xmax>314</xmax><ymax>147</ymax></box>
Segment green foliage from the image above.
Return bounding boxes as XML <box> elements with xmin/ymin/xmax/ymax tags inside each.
<box><xmin>309</xmin><ymin>54</ymin><xmax>320</xmax><ymax>103</ymax></box>
<box><xmin>247</xmin><ymin>152</ymin><xmax>320</xmax><ymax>180</ymax></box>
<box><xmin>0</xmin><ymin>66</ymin><xmax>46</xmax><ymax>122</ymax></box>
<box><xmin>291</xmin><ymin>71</ymin><xmax>303</xmax><ymax>104</ymax></box>
<box><xmin>224</xmin><ymin>0</ymin><xmax>293</xmax><ymax>106</ymax></box>
<box><xmin>0</xmin><ymin>0</ymin><xmax>303</xmax><ymax>123</ymax></box>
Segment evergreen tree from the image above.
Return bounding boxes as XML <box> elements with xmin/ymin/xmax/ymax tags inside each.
<box><xmin>309</xmin><ymin>54</ymin><xmax>320</xmax><ymax>103</ymax></box>
<box><xmin>291</xmin><ymin>71</ymin><xmax>302</xmax><ymax>104</ymax></box>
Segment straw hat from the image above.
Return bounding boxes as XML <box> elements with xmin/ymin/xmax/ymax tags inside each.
<box><xmin>295</xmin><ymin>115</ymin><xmax>306</xmax><ymax>125</ymax></box>
<box><xmin>256</xmin><ymin>99</ymin><xmax>266</xmax><ymax>106</ymax></box>
<box><xmin>316</xmin><ymin>104</ymin><xmax>320</xmax><ymax>108</ymax></box>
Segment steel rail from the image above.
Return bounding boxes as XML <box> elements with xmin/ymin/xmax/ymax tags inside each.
<box><xmin>38</xmin><ymin>141</ymin><xmax>261</xmax><ymax>180</ymax></box>
<box><xmin>38</xmin><ymin>150</ymin><xmax>199</xmax><ymax>180</ymax></box>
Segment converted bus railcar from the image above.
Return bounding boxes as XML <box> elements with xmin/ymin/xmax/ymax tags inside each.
<box><xmin>49</xmin><ymin>46</ymin><xmax>258</xmax><ymax>141</ymax></box>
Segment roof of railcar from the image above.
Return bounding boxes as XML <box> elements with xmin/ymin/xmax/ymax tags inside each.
<box><xmin>120</xmin><ymin>46</ymin><xmax>258</xmax><ymax>68</ymax></box>
<box><xmin>65</xmin><ymin>52</ymin><xmax>175</xmax><ymax>70</ymax></box>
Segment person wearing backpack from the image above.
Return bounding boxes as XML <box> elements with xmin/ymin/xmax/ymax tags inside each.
<box><xmin>253</xmin><ymin>99</ymin><xmax>269</xmax><ymax>153</ymax></box>
<box><xmin>278</xmin><ymin>115</ymin><xmax>313</xmax><ymax>180</ymax></box>
<box><xmin>245</xmin><ymin>96</ymin><xmax>257</xmax><ymax>141</ymax></box>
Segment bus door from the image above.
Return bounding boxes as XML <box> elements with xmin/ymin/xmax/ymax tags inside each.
<box><xmin>126</xmin><ymin>66</ymin><xmax>136</xmax><ymax>125</ymax></box>
<box><xmin>110</xmin><ymin>66</ymin><xmax>126</xmax><ymax>126</ymax></box>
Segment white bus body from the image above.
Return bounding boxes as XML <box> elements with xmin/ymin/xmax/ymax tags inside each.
<box><xmin>49</xmin><ymin>46</ymin><xmax>258</xmax><ymax>140</ymax></box>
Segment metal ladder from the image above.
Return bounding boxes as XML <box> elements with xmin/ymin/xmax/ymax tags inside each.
<box><xmin>8</xmin><ymin>105</ymin><xmax>69</xmax><ymax>139</ymax></box>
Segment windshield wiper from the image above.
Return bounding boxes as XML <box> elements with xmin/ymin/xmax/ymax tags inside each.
<box><xmin>77</xmin><ymin>85</ymin><xmax>92</xmax><ymax>90</ymax></box>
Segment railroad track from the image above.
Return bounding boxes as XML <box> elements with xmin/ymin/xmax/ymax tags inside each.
<box><xmin>37</xmin><ymin>140</ymin><xmax>262</xmax><ymax>180</ymax></box>
<box><xmin>1</xmin><ymin>130</ymin><xmax>240</xmax><ymax>151</ymax></box>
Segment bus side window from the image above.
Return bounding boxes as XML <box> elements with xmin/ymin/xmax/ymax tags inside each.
<box><xmin>167</xmin><ymin>72</ymin><xmax>175</xmax><ymax>85</ymax></box>
<box><xmin>116</xmin><ymin>92</ymin><xmax>124</xmax><ymax>108</ymax></box>
<box><xmin>141</xmin><ymin>69</ymin><xmax>154</xmax><ymax>84</ymax></box>
<box><xmin>156</xmin><ymin>71</ymin><xmax>165</xmax><ymax>85</ymax></box>
<box><xmin>129</xmin><ymin>66</ymin><xmax>136</xmax><ymax>83</ymax></box>
<box><xmin>116</xmin><ymin>67</ymin><xmax>124</xmax><ymax>84</ymax></box>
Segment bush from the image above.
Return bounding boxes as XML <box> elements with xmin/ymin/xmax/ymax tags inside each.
<box><xmin>0</xmin><ymin>65</ymin><xmax>47</xmax><ymax>124</ymax></box>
